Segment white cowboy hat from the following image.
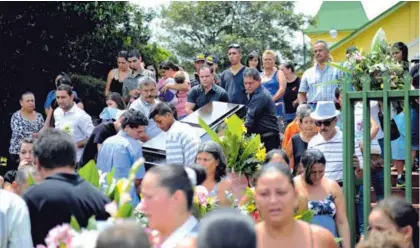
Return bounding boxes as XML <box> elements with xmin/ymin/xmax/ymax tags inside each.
<box><xmin>310</xmin><ymin>101</ymin><xmax>340</xmax><ymax>120</ymax></box>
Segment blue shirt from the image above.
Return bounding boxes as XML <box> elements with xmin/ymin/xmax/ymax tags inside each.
<box><xmin>299</xmin><ymin>64</ymin><xmax>344</xmax><ymax>103</ymax></box>
<box><xmin>220</xmin><ymin>66</ymin><xmax>248</xmax><ymax>105</ymax></box>
<box><xmin>97</xmin><ymin>131</ymin><xmax>145</xmax><ymax>206</ymax></box>
<box><xmin>129</xmin><ymin>98</ymin><xmax>162</xmax><ymax>139</ymax></box>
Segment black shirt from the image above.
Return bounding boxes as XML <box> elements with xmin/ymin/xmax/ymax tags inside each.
<box><xmin>187</xmin><ymin>84</ymin><xmax>229</xmax><ymax>111</ymax></box>
<box><xmin>291</xmin><ymin>133</ymin><xmax>308</xmax><ymax>168</ymax></box>
<box><xmin>22</xmin><ymin>173</ymin><xmax>110</xmax><ymax>245</ymax></box>
<box><xmin>190</xmin><ymin>73</ymin><xmax>200</xmax><ymax>88</ymax></box>
<box><xmin>220</xmin><ymin>67</ymin><xmax>248</xmax><ymax>105</ymax></box>
<box><xmin>245</xmin><ymin>85</ymin><xmax>279</xmax><ymax>135</ymax></box>
<box><xmin>78</xmin><ymin>122</ymin><xmax>117</xmax><ymax>167</ymax></box>
<box><xmin>283</xmin><ymin>77</ymin><xmax>301</xmax><ymax>114</ymax></box>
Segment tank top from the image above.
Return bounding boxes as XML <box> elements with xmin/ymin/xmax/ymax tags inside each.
<box><xmin>291</xmin><ymin>133</ymin><xmax>308</xmax><ymax>167</ymax></box>
<box><xmin>262</xmin><ymin>70</ymin><xmax>284</xmax><ymax>117</ymax></box>
<box><xmin>109</xmin><ymin>69</ymin><xmax>123</xmax><ymax>94</ymax></box>
<box><xmin>283</xmin><ymin>77</ymin><xmax>300</xmax><ymax>114</ymax></box>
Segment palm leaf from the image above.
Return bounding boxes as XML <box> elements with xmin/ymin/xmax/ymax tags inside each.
<box><xmin>116</xmin><ymin>202</ymin><xmax>133</xmax><ymax>218</ymax></box>
<box><xmin>78</xmin><ymin>160</ymin><xmax>99</xmax><ymax>188</ymax></box>
<box><xmin>198</xmin><ymin>117</ymin><xmax>221</xmax><ymax>143</ymax></box>
<box><xmin>327</xmin><ymin>62</ymin><xmax>351</xmax><ymax>74</ymax></box>
<box><xmin>226</xmin><ymin>114</ymin><xmax>244</xmax><ymax>138</ymax></box>
<box><xmin>370</xmin><ymin>28</ymin><xmax>386</xmax><ymax>54</ymax></box>
<box><xmin>239</xmin><ymin>135</ymin><xmax>261</xmax><ymax>165</ymax></box>
<box><xmin>86</xmin><ymin>216</ymin><xmax>97</xmax><ymax>230</ymax></box>
<box><xmin>70</xmin><ymin>216</ymin><xmax>81</xmax><ymax>232</ymax></box>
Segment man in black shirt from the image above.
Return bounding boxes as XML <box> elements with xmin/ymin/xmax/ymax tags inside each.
<box><xmin>186</xmin><ymin>65</ymin><xmax>229</xmax><ymax>114</ymax></box>
<box><xmin>22</xmin><ymin>129</ymin><xmax>110</xmax><ymax>245</ymax></box>
<box><xmin>78</xmin><ymin>110</ymin><xmax>128</xmax><ymax>168</ymax></box>
<box><xmin>243</xmin><ymin>67</ymin><xmax>280</xmax><ymax>151</ymax></box>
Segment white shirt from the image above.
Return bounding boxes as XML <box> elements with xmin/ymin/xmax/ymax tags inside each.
<box><xmin>354</xmin><ymin>101</ymin><xmax>382</xmax><ymax>154</ymax></box>
<box><xmin>54</xmin><ymin>104</ymin><xmax>94</xmax><ymax>162</ymax></box>
<box><xmin>166</xmin><ymin>121</ymin><xmax>200</xmax><ymax>165</ymax></box>
<box><xmin>161</xmin><ymin>216</ymin><xmax>198</xmax><ymax>248</ymax></box>
<box><xmin>0</xmin><ymin>190</ymin><xmax>33</xmax><ymax>248</ymax></box>
<box><xmin>308</xmin><ymin>129</ymin><xmax>363</xmax><ymax>182</ymax></box>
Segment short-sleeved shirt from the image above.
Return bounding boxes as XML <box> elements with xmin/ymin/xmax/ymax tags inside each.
<box><xmin>299</xmin><ymin>64</ymin><xmax>344</xmax><ymax>103</ymax></box>
<box><xmin>78</xmin><ymin>121</ymin><xmax>117</xmax><ymax>167</ymax></box>
<box><xmin>122</xmin><ymin>69</ymin><xmax>154</xmax><ymax>99</ymax></box>
<box><xmin>130</xmin><ymin>98</ymin><xmax>162</xmax><ymax>139</ymax></box>
<box><xmin>189</xmin><ymin>73</ymin><xmax>200</xmax><ymax>88</ymax></box>
<box><xmin>166</xmin><ymin>121</ymin><xmax>200</xmax><ymax>165</ymax></box>
<box><xmin>22</xmin><ymin>173</ymin><xmax>110</xmax><ymax>245</ymax></box>
<box><xmin>9</xmin><ymin>111</ymin><xmax>44</xmax><ymax>154</ymax></box>
<box><xmin>187</xmin><ymin>83</ymin><xmax>229</xmax><ymax>111</ymax></box>
<box><xmin>97</xmin><ymin>131</ymin><xmax>145</xmax><ymax>206</ymax></box>
<box><xmin>220</xmin><ymin>66</ymin><xmax>248</xmax><ymax>105</ymax></box>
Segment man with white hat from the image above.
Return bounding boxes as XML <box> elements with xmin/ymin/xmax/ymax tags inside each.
<box><xmin>308</xmin><ymin>101</ymin><xmax>363</xmax><ymax>185</ymax></box>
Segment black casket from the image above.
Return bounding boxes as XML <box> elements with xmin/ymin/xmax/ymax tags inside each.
<box><xmin>143</xmin><ymin>101</ymin><xmax>246</xmax><ymax>169</ymax></box>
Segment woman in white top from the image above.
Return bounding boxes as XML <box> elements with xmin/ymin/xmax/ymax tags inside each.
<box><xmin>141</xmin><ymin>164</ymin><xmax>206</xmax><ymax>248</ymax></box>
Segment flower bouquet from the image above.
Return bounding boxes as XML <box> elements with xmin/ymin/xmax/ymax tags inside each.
<box><xmin>199</xmin><ymin>114</ymin><xmax>266</xmax><ymax>199</ymax></box>
<box><xmin>330</xmin><ymin>28</ymin><xmax>411</xmax><ymax>91</ymax></box>
<box><xmin>192</xmin><ymin>185</ymin><xmax>218</xmax><ymax>218</ymax></box>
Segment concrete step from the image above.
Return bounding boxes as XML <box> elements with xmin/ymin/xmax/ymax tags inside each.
<box><xmin>371</xmin><ymin>187</ymin><xmax>419</xmax><ymax>204</ymax></box>
<box><xmin>391</xmin><ymin>171</ymin><xmax>419</xmax><ymax>187</ymax></box>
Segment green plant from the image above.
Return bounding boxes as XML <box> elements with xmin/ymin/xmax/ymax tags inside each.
<box><xmin>329</xmin><ymin>28</ymin><xmax>409</xmax><ymax>91</ymax></box>
<box><xmin>199</xmin><ymin>114</ymin><xmax>266</xmax><ymax>179</ymax></box>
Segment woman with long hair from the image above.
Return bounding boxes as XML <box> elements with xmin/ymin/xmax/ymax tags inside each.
<box><xmin>195</xmin><ymin>141</ymin><xmax>233</xmax><ymax>206</ymax></box>
<box><xmin>247</xmin><ymin>51</ymin><xmax>262</xmax><ymax>72</ymax></box>
<box><xmin>105</xmin><ymin>50</ymin><xmax>132</xmax><ymax>96</ymax></box>
<box><xmin>254</xmin><ymin>162</ymin><xmax>337</xmax><ymax>247</ymax></box>
<box><xmin>294</xmin><ymin>149</ymin><xmax>350</xmax><ymax>248</ymax></box>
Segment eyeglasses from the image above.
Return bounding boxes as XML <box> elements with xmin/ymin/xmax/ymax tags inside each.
<box><xmin>228</xmin><ymin>44</ymin><xmax>241</xmax><ymax>49</ymax></box>
<box><xmin>315</xmin><ymin>118</ymin><xmax>335</xmax><ymax>127</ymax></box>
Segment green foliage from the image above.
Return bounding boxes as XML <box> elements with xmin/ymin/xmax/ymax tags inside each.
<box><xmin>78</xmin><ymin>160</ymin><xmax>99</xmax><ymax>188</ymax></box>
<box><xmin>26</xmin><ymin>172</ymin><xmax>36</xmax><ymax>187</ymax></box>
<box><xmin>337</xmin><ymin>28</ymin><xmax>408</xmax><ymax>91</ymax></box>
<box><xmin>160</xmin><ymin>2</ymin><xmax>311</xmax><ymax>68</ymax></box>
<box><xmin>70</xmin><ymin>216</ymin><xmax>81</xmax><ymax>232</ymax></box>
<box><xmin>199</xmin><ymin>114</ymin><xmax>265</xmax><ymax>178</ymax></box>
<box><xmin>86</xmin><ymin>216</ymin><xmax>97</xmax><ymax>230</ymax></box>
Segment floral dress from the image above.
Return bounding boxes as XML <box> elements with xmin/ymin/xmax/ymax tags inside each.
<box><xmin>9</xmin><ymin>111</ymin><xmax>44</xmax><ymax>155</ymax></box>
<box><xmin>308</xmin><ymin>194</ymin><xmax>338</xmax><ymax>237</ymax></box>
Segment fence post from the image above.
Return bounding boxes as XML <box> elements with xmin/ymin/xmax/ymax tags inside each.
<box><xmin>343</xmin><ymin>76</ymin><xmax>356</xmax><ymax>246</ymax></box>
<box><xmin>404</xmin><ymin>74</ymin><xmax>413</xmax><ymax>202</ymax></box>
<box><xmin>361</xmin><ymin>75</ymin><xmax>371</xmax><ymax>235</ymax></box>
<box><xmin>382</xmin><ymin>74</ymin><xmax>392</xmax><ymax>197</ymax></box>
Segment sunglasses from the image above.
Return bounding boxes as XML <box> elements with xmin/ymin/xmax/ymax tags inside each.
<box><xmin>228</xmin><ymin>44</ymin><xmax>241</xmax><ymax>49</ymax></box>
<box><xmin>315</xmin><ymin>118</ymin><xmax>335</xmax><ymax>127</ymax></box>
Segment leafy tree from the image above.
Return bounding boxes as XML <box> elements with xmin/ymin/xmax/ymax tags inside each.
<box><xmin>160</xmin><ymin>1</ymin><xmax>312</xmax><ymax>68</ymax></box>
<box><xmin>0</xmin><ymin>2</ymin><xmax>155</xmax><ymax>157</ymax></box>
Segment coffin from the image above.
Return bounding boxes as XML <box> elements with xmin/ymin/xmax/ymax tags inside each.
<box><xmin>143</xmin><ymin>101</ymin><xmax>246</xmax><ymax>169</ymax></box>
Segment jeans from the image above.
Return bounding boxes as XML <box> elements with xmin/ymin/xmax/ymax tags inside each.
<box><xmin>357</xmin><ymin>169</ymin><xmax>384</xmax><ymax>234</ymax></box>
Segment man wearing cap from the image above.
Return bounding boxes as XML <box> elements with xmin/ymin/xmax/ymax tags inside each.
<box><xmin>123</xmin><ymin>49</ymin><xmax>154</xmax><ymax>103</ymax></box>
<box><xmin>220</xmin><ymin>44</ymin><xmax>248</xmax><ymax>105</ymax></box>
<box><xmin>205</xmin><ymin>54</ymin><xmax>221</xmax><ymax>85</ymax></box>
<box><xmin>298</xmin><ymin>40</ymin><xmax>344</xmax><ymax>107</ymax></box>
<box><xmin>190</xmin><ymin>53</ymin><xmax>206</xmax><ymax>88</ymax></box>
<box><xmin>186</xmin><ymin>65</ymin><xmax>229</xmax><ymax>114</ymax></box>
<box><xmin>308</xmin><ymin>101</ymin><xmax>363</xmax><ymax>184</ymax></box>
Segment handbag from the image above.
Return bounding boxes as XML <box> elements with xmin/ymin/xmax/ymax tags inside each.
<box><xmin>378</xmin><ymin>111</ymin><xmax>400</xmax><ymax>141</ymax></box>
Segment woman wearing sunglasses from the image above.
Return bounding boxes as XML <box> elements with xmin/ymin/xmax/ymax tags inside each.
<box><xmin>368</xmin><ymin>196</ymin><xmax>418</xmax><ymax>248</ymax></box>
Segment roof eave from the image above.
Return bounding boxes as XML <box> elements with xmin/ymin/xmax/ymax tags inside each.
<box><xmin>330</xmin><ymin>1</ymin><xmax>407</xmax><ymax>52</ymax></box>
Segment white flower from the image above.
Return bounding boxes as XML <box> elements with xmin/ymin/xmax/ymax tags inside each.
<box><xmin>104</xmin><ymin>202</ymin><xmax>118</xmax><ymax>217</ymax></box>
<box><xmin>72</xmin><ymin>230</ymin><xmax>99</xmax><ymax>248</ymax></box>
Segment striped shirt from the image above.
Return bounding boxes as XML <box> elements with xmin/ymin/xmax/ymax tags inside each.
<box><xmin>299</xmin><ymin>64</ymin><xmax>344</xmax><ymax>103</ymax></box>
<box><xmin>166</xmin><ymin>121</ymin><xmax>200</xmax><ymax>165</ymax></box>
<box><xmin>308</xmin><ymin>129</ymin><xmax>363</xmax><ymax>182</ymax></box>
<box><xmin>0</xmin><ymin>190</ymin><xmax>33</xmax><ymax>248</ymax></box>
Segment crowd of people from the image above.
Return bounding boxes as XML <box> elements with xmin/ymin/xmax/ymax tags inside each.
<box><xmin>0</xmin><ymin>39</ymin><xmax>418</xmax><ymax>248</ymax></box>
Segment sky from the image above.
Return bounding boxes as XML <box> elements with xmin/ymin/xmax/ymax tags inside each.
<box><xmin>131</xmin><ymin>0</ymin><xmax>402</xmax><ymax>49</ymax></box>
<box><xmin>133</xmin><ymin>0</ymin><xmax>401</xmax><ymax>19</ymax></box>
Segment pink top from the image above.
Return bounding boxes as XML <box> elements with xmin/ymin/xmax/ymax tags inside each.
<box><xmin>157</xmin><ymin>76</ymin><xmax>190</xmax><ymax>118</ymax></box>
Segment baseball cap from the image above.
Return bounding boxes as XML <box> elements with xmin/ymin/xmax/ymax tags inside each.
<box><xmin>194</xmin><ymin>53</ymin><xmax>205</xmax><ymax>62</ymax></box>
<box><xmin>206</xmin><ymin>55</ymin><xmax>218</xmax><ymax>65</ymax></box>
